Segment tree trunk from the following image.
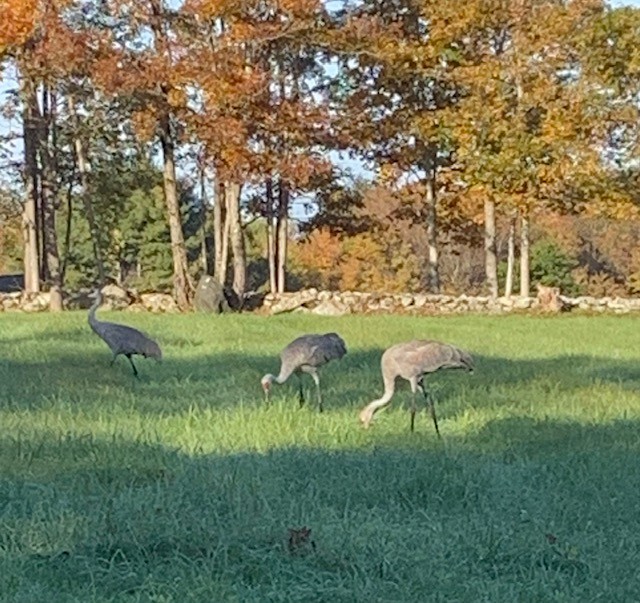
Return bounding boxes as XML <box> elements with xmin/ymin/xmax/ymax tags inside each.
<box><xmin>425</xmin><ymin>168</ymin><xmax>440</xmax><ymax>293</ymax></box>
<box><xmin>159</xmin><ymin>112</ymin><xmax>192</xmax><ymax>310</ymax></box>
<box><xmin>276</xmin><ymin>179</ymin><xmax>289</xmax><ymax>293</ymax></box>
<box><xmin>68</xmin><ymin>95</ymin><xmax>105</xmax><ymax>286</ymax></box>
<box><xmin>213</xmin><ymin>179</ymin><xmax>229</xmax><ymax>285</ymax></box>
<box><xmin>21</xmin><ymin>76</ymin><xmax>40</xmax><ymax>294</ymax></box>
<box><xmin>39</xmin><ymin>85</ymin><xmax>63</xmax><ymax>311</ymax></box>
<box><xmin>226</xmin><ymin>181</ymin><xmax>246</xmax><ymax>301</ymax></box>
<box><xmin>484</xmin><ymin>198</ymin><xmax>498</xmax><ymax>299</ymax></box>
<box><xmin>199</xmin><ymin>163</ymin><xmax>208</xmax><ymax>274</ymax></box>
<box><xmin>266</xmin><ymin>178</ymin><xmax>277</xmax><ymax>293</ymax></box>
<box><xmin>505</xmin><ymin>213</ymin><xmax>516</xmax><ymax>298</ymax></box>
<box><xmin>520</xmin><ymin>213</ymin><xmax>530</xmax><ymax>297</ymax></box>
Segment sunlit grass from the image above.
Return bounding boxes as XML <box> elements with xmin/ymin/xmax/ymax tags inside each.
<box><xmin>1</xmin><ymin>311</ymin><xmax>640</xmax><ymax>601</ymax></box>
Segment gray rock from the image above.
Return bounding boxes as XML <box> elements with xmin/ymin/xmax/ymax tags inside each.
<box><xmin>194</xmin><ymin>275</ymin><xmax>230</xmax><ymax>313</ymax></box>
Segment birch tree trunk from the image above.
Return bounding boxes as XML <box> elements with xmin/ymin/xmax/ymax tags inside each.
<box><xmin>266</xmin><ymin>178</ymin><xmax>277</xmax><ymax>293</ymax></box>
<box><xmin>276</xmin><ymin>180</ymin><xmax>289</xmax><ymax>293</ymax></box>
<box><xmin>38</xmin><ymin>85</ymin><xmax>63</xmax><ymax>311</ymax></box>
<box><xmin>484</xmin><ymin>198</ymin><xmax>498</xmax><ymax>298</ymax></box>
<box><xmin>159</xmin><ymin>112</ymin><xmax>192</xmax><ymax>310</ymax></box>
<box><xmin>505</xmin><ymin>213</ymin><xmax>516</xmax><ymax>298</ymax></box>
<box><xmin>198</xmin><ymin>163</ymin><xmax>208</xmax><ymax>274</ymax></box>
<box><xmin>520</xmin><ymin>213</ymin><xmax>531</xmax><ymax>297</ymax></box>
<box><xmin>213</xmin><ymin>179</ymin><xmax>230</xmax><ymax>285</ymax></box>
<box><xmin>21</xmin><ymin>75</ymin><xmax>39</xmax><ymax>294</ymax></box>
<box><xmin>226</xmin><ymin>181</ymin><xmax>246</xmax><ymax>302</ymax></box>
<box><xmin>425</xmin><ymin>167</ymin><xmax>440</xmax><ymax>293</ymax></box>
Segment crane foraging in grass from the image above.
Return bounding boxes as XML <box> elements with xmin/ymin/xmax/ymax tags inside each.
<box><xmin>261</xmin><ymin>333</ymin><xmax>347</xmax><ymax>412</ymax></box>
<box><xmin>359</xmin><ymin>339</ymin><xmax>474</xmax><ymax>436</ymax></box>
<box><xmin>88</xmin><ymin>289</ymin><xmax>162</xmax><ymax>378</ymax></box>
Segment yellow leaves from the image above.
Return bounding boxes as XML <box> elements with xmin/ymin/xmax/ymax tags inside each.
<box><xmin>131</xmin><ymin>108</ymin><xmax>159</xmax><ymax>142</ymax></box>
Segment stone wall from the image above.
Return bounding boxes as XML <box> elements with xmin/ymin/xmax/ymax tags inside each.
<box><xmin>0</xmin><ymin>284</ymin><xmax>179</xmax><ymax>313</ymax></box>
<box><xmin>262</xmin><ymin>288</ymin><xmax>640</xmax><ymax>316</ymax></box>
<box><xmin>2</xmin><ymin>284</ymin><xmax>640</xmax><ymax>315</ymax></box>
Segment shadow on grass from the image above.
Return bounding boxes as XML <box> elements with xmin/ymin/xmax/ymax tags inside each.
<box><xmin>1</xmin><ymin>419</ymin><xmax>640</xmax><ymax>601</ymax></box>
<box><xmin>1</xmin><ymin>346</ymin><xmax>640</xmax><ymax>420</ymax></box>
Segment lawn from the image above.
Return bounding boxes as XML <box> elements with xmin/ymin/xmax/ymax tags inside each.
<box><xmin>0</xmin><ymin>310</ymin><xmax>639</xmax><ymax>602</ymax></box>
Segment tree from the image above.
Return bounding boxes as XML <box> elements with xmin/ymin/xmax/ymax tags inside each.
<box><xmin>92</xmin><ymin>0</ymin><xmax>195</xmax><ymax>309</ymax></box>
<box><xmin>441</xmin><ymin>0</ymin><xmax>607</xmax><ymax>297</ymax></box>
<box><xmin>1</xmin><ymin>0</ymin><xmax>95</xmax><ymax>309</ymax></box>
<box><xmin>328</xmin><ymin>0</ymin><xmax>488</xmax><ymax>293</ymax></box>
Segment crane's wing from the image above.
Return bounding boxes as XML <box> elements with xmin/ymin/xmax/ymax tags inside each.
<box><xmin>402</xmin><ymin>340</ymin><xmax>473</xmax><ymax>374</ymax></box>
<box><xmin>282</xmin><ymin>333</ymin><xmax>346</xmax><ymax>368</ymax></box>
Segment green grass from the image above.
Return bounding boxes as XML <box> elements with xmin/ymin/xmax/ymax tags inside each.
<box><xmin>1</xmin><ymin>311</ymin><xmax>640</xmax><ymax>602</ymax></box>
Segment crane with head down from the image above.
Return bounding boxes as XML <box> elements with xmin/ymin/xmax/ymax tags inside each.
<box><xmin>261</xmin><ymin>332</ymin><xmax>347</xmax><ymax>412</ymax></box>
<box><xmin>359</xmin><ymin>339</ymin><xmax>474</xmax><ymax>436</ymax></box>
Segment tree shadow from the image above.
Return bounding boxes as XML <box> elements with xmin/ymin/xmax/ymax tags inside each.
<box><xmin>1</xmin><ymin>420</ymin><xmax>640</xmax><ymax>601</ymax></box>
<box><xmin>1</xmin><ymin>346</ymin><xmax>640</xmax><ymax>418</ymax></box>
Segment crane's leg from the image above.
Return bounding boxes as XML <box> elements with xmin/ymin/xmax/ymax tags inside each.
<box><xmin>125</xmin><ymin>354</ymin><xmax>139</xmax><ymax>379</ymax></box>
<box><xmin>296</xmin><ymin>373</ymin><xmax>305</xmax><ymax>408</ymax></box>
<box><xmin>418</xmin><ymin>380</ymin><xmax>441</xmax><ymax>438</ymax></box>
<box><xmin>410</xmin><ymin>388</ymin><xmax>417</xmax><ymax>432</ymax></box>
<box><xmin>310</xmin><ymin>371</ymin><xmax>323</xmax><ymax>413</ymax></box>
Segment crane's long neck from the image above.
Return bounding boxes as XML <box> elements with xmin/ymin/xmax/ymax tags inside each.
<box><xmin>375</xmin><ymin>375</ymin><xmax>396</xmax><ymax>407</ymax></box>
<box><xmin>270</xmin><ymin>365</ymin><xmax>293</xmax><ymax>385</ymax></box>
<box><xmin>359</xmin><ymin>375</ymin><xmax>396</xmax><ymax>427</ymax></box>
<box><xmin>88</xmin><ymin>293</ymin><xmax>103</xmax><ymax>330</ymax></box>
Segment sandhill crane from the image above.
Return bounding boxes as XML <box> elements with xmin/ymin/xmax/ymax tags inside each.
<box><xmin>359</xmin><ymin>339</ymin><xmax>474</xmax><ymax>436</ymax></box>
<box><xmin>88</xmin><ymin>289</ymin><xmax>162</xmax><ymax>378</ymax></box>
<box><xmin>261</xmin><ymin>332</ymin><xmax>347</xmax><ymax>412</ymax></box>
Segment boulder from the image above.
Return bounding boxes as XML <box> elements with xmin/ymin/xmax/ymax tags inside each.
<box><xmin>193</xmin><ymin>275</ymin><xmax>230</xmax><ymax>313</ymax></box>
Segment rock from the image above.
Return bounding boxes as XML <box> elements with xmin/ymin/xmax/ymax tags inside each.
<box><xmin>101</xmin><ymin>283</ymin><xmax>132</xmax><ymax>310</ymax></box>
<box><xmin>21</xmin><ymin>292</ymin><xmax>50</xmax><ymax>312</ymax></box>
<box><xmin>2</xmin><ymin>292</ymin><xmax>21</xmax><ymax>311</ymax></box>
<box><xmin>380</xmin><ymin>297</ymin><xmax>394</xmax><ymax>310</ymax></box>
<box><xmin>193</xmin><ymin>275</ymin><xmax>230</xmax><ymax>313</ymax></box>
<box><xmin>400</xmin><ymin>294</ymin><xmax>414</xmax><ymax>308</ymax></box>
<box><xmin>536</xmin><ymin>284</ymin><xmax>566</xmax><ymax>313</ymax></box>
<box><xmin>270</xmin><ymin>289</ymin><xmax>318</xmax><ymax>314</ymax></box>
<box><xmin>413</xmin><ymin>294</ymin><xmax>428</xmax><ymax>308</ymax></box>
<box><xmin>513</xmin><ymin>297</ymin><xmax>534</xmax><ymax>309</ymax></box>
<box><xmin>139</xmin><ymin>293</ymin><xmax>179</xmax><ymax>313</ymax></box>
<box><xmin>311</xmin><ymin>299</ymin><xmax>350</xmax><ymax>316</ymax></box>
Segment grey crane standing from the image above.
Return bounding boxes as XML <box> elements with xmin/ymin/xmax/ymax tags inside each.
<box><xmin>359</xmin><ymin>339</ymin><xmax>474</xmax><ymax>436</ymax></box>
<box><xmin>261</xmin><ymin>332</ymin><xmax>347</xmax><ymax>412</ymax></box>
<box><xmin>88</xmin><ymin>289</ymin><xmax>162</xmax><ymax>378</ymax></box>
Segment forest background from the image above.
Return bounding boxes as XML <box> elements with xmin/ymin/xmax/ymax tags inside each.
<box><xmin>1</xmin><ymin>0</ymin><xmax>640</xmax><ymax>310</ymax></box>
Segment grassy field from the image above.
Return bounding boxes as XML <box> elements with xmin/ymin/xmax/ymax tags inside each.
<box><xmin>1</xmin><ymin>311</ymin><xmax>640</xmax><ymax>602</ymax></box>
